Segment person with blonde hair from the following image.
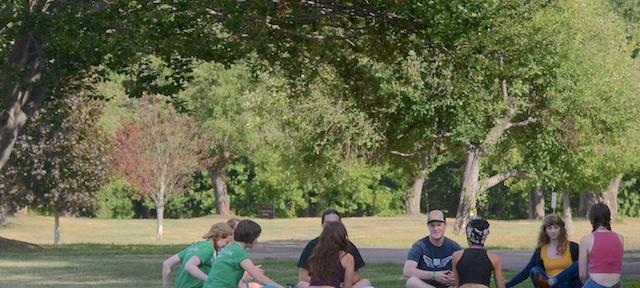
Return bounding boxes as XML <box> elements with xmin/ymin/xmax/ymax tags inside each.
<box><xmin>578</xmin><ymin>203</ymin><xmax>624</xmax><ymax>288</ymax></box>
<box><xmin>506</xmin><ymin>214</ymin><xmax>579</xmax><ymax>288</ymax></box>
<box><xmin>163</xmin><ymin>222</ymin><xmax>234</xmax><ymax>288</ymax></box>
<box><xmin>204</xmin><ymin>219</ymin><xmax>285</xmax><ymax>288</ymax></box>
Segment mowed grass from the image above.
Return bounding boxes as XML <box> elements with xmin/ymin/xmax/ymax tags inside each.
<box><xmin>2</xmin><ymin>215</ymin><xmax>640</xmax><ymax>250</ymax></box>
<box><xmin>1</xmin><ymin>245</ymin><xmax>639</xmax><ymax>288</ymax></box>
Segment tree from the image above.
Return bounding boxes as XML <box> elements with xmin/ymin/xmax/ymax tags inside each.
<box><xmin>112</xmin><ymin>96</ymin><xmax>205</xmax><ymax>239</ymax></box>
<box><xmin>179</xmin><ymin>62</ymin><xmax>282</xmax><ymax>216</ymax></box>
<box><xmin>0</xmin><ymin>0</ymin><xmax>433</xmax><ymax>174</ymax></box>
<box><xmin>0</xmin><ymin>93</ymin><xmax>110</xmax><ymax>244</ymax></box>
<box><xmin>513</xmin><ymin>0</ymin><xmax>640</xmax><ymax>232</ymax></box>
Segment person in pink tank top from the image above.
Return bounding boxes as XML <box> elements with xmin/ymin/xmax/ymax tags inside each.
<box><xmin>578</xmin><ymin>203</ymin><xmax>624</xmax><ymax>288</ymax></box>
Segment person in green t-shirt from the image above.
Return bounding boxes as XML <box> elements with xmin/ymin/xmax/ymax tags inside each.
<box><xmin>163</xmin><ymin>222</ymin><xmax>234</xmax><ymax>288</ymax></box>
<box><xmin>204</xmin><ymin>219</ymin><xmax>285</xmax><ymax>288</ymax></box>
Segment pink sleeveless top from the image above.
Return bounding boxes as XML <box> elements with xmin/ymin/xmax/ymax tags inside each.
<box><xmin>589</xmin><ymin>231</ymin><xmax>623</xmax><ymax>273</ymax></box>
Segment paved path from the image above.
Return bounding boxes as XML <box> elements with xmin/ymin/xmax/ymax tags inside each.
<box><xmin>251</xmin><ymin>241</ymin><xmax>640</xmax><ymax>279</ymax></box>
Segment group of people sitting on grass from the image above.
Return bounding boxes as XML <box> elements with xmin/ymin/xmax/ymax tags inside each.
<box><xmin>162</xmin><ymin>203</ymin><xmax>624</xmax><ymax>288</ymax></box>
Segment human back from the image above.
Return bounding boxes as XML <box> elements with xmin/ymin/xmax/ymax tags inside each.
<box><xmin>162</xmin><ymin>222</ymin><xmax>233</xmax><ymax>288</ymax></box>
<box><xmin>452</xmin><ymin>217</ymin><xmax>504</xmax><ymax>288</ymax></box>
<box><xmin>579</xmin><ymin>203</ymin><xmax>624</xmax><ymax>287</ymax></box>
<box><xmin>308</xmin><ymin>221</ymin><xmax>355</xmax><ymax>288</ymax></box>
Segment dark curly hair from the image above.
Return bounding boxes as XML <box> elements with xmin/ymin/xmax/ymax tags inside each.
<box><xmin>308</xmin><ymin>221</ymin><xmax>349</xmax><ymax>281</ymax></box>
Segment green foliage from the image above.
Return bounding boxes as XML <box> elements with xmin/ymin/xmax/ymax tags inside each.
<box><xmin>422</xmin><ymin>161</ymin><xmax>463</xmax><ymax>216</ymax></box>
<box><xmin>0</xmin><ymin>94</ymin><xmax>111</xmax><ymax>215</ymax></box>
<box><xmin>165</xmin><ymin>171</ymin><xmax>217</xmax><ymax>218</ymax></box>
<box><xmin>620</xmin><ymin>175</ymin><xmax>640</xmax><ymax>217</ymax></box>
<box><xmin>95</xmin><ymin>180</ymin><xmax>136</xmax><ymax>219</ymax></box>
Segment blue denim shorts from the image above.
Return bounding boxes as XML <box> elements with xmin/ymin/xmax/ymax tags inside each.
<box><xmin>582</xmin><ymin>278</ymin><xmax>621</xmax><ymax>288</ymax></box>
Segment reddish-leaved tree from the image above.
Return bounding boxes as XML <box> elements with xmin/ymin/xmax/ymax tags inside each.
<box><xmin>112</xmin><ymin>96</ymin><xmax>205</xmax><ymax>240</ymax></box>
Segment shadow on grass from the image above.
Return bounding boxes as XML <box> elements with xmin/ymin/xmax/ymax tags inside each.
<box><xmin>1</xmin><ymin>244</ymin><xmax>639</xmax><ymax>288</ymax></box>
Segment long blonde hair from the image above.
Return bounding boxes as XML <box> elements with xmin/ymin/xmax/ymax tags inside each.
<box><xmin>537</xmin><ymin>214</ymin><xmax>569</xmax><ymax>255</ymax></box>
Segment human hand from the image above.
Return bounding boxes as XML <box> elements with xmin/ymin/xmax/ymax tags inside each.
<box><xmin>436</xmin><ymin>270</ymin><xmax>455</xmax><ymax>285</ymax></box>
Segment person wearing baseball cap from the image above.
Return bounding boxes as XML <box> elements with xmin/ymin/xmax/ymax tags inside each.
<box><xmin>162</xmin><ymin>222</ymin><xmax>234</xmax><ymax>288</ymax></box>
<box><xmin>404</xmin><ymin>210</ymin><xmax>462</xmax><ymax>288</ymax></box>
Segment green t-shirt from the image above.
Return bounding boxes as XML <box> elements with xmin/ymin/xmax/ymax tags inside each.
<box><xmin>175</xmin><ymin>240</ymin><xmax>215</xmax><ymax>288</ymax></box>
<box><xmin>203</xmin><ymin>242</ymin><xmax>250</xmax><ymax>288</ymax></box>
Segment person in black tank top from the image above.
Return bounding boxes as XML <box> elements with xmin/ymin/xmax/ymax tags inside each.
<box><xmin>452</xmin><ymin>218</ymin><xmax>505</xmax><ymax>288</ymax></box>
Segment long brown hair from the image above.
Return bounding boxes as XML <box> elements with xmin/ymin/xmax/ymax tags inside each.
<box><xmin>537</xmin><ymin>214</ymin><xmax>569</xmax><ymax>255</ymax></box>
<box><xmin>308</xmin><ymin>221</ymin><xmax>349</xmax><ymax>281</ymax></box>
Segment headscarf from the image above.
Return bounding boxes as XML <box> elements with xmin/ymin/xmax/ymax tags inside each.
<box><xmin>466</xmin><ymin>217</ymin><xmax>490</xmax><ymax>246</ymax></box>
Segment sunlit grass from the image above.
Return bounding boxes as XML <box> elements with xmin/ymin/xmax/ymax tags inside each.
<box><xmin>0</xmin><ymin>245</ymin><xmax>639</xmax><ymax>288</ymax></box>
<box><xmin>2</xmin><ymin>215</ymin><xmax>639</xmax><ymax>250</ymax></box>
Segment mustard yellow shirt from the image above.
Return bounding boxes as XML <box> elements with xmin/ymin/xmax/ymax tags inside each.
<box><xmin>541</xmin><ymin>243</ymin><xmax>572</xmax><ymax>276</ymax></box>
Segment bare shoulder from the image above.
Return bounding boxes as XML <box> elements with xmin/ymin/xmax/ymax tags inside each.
<box><xmin>452</xmin><ymin>249</ymin><xmax>463</xmax><ymax>259</ymax></box>
<box><xmin>580</xmin><ymin>233</ymin><xmax>594</xmax><ymax>245</ymax></box>
<box><xmin>341</xmin><ymin>251</ymin><xmax>355</xmax><ymax>262</ymax></box>
<box><xmin>487</xmin><ymin>251</ymin><xmax>502</xmax><ymax>264</ymax></box>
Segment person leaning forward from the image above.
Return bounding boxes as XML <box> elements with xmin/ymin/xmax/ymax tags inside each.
<box><xmin>296</xmin><ymin>208</ymin><xmax>372</xmax><ymax>288</ymax></box>
<box><xmin>404</xmin><ymin>210</ymin><xmax>462</xmax><ymax>288</ymax></box>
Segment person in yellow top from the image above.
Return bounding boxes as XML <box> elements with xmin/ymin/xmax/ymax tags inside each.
<box><xmin>505</xmin><ymin>214</ymin><xmax>580</xmax><ymax>288</ymax></box>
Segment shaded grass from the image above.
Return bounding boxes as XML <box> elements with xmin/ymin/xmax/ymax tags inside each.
<box><xmin>2</xmin><ymin>215</ymin><xmax>640</xmax><ymax>250</ymax></box>
<box><xmin>0</xmin><ymin>245</ymin><xmax>639</xmax><ymax>288</ymax></box>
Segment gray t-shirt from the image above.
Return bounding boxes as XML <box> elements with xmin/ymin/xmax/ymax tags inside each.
<box><xmin>407</xmin><ymin>236</ymin><xmax>461</xmax><ymax>287</ymax></box>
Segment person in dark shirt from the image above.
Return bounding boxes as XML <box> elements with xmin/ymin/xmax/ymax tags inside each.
<box><xmin>451</xmin><ymin>217</ymin><xmax>505</xmax><ymax>288</ymax></box>
<box><xmin>403</xmin><ymin>210</ymin><xmax>462</xmax><ymax>288</ymax></box>
<box><xmin>296</xmin><ymin>209</ymin><xmax>372</xmax><ymax>288</ymax></box>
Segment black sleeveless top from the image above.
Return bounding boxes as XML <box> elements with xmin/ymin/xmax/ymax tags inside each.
<box><xmin>456</xmin><ymin>248</ymin><xmax>493</xmax><ymax>286</ymax></box>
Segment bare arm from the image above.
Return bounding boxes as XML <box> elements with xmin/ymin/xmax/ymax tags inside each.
<box><xmin>184</xmin><ymin>256</ymin><xmax>208</xmax><ymax>281</ymax></box>
<box><xmin>403</xmin><ymin>260</ymin><xmax>454</xmax><ymax>285</ymax></box>
<box><xmin>342</xmin><ymin>253</ymin><xmax>355</xmax><ymax>288</ymax></box>
<box><xmin>298</xmin><ymin>268</ymin><xmax>311</xmax><ymax>283</ymax></box>
<box><xmin>240</xmin><ymin>259</ymin><xmax>283</xmax><ymax>288</ymax></box>
<box><xmin>162</xmin><ymin>254</ymin><xmax>181</xmax><ymax>288</ymax></box>
<box><xmin>490</xmin><ymin>252</ymin><xmax>505</xmax><ymax>288</ymax></box>
<box><xmin>452</xmin><ymin>250</ymin><xmax>461</xmax><ymax>287</ymax></box>
<box><xmin>578</xmin><ymin>235</ymin><xmax>591</xmax><ymax>284</ymax></box>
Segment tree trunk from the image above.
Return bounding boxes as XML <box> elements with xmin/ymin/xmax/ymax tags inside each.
<box><xmin>603</xmin><ymin>174</ymin><xmax>623</xmax><ymax>222</ymax></box>
<box><xmin>405</xmin><ymin>157</ymin><xmax>429</xmax><ymax>216</ymax></box>
<box><xmin>209</xmin><ymin>166</ymin><xmax>231</xmax><ymax>216</ymax></box>
<box><xmin>528</xmin><ymin>186</ymin><xmax>545</xmax><ymax>220</ymax></box>
<box><xmin>581</xmin><ymin>191</ymin><xmax>600</xmax><ymax>217</ymax></box>
<box><xmin>54</xmin><ymin>209</ymin><xmax>61</xmax><ymax>245</ymax></box>
<box><xmin>155</xmin><ymin>184</ymin><xmax>165</xmax><ymax>240</ymax></box>
<box><xmin>16</xmin><ymin>207</ymin><xmax>28</xmax><ymax>215</ymax></box>
<box><xmin>156</xmin><ymin>204</ymin><xmax>164</xmax><ymax>240</ymax></box>
<box><xmin>0</xmin><ymin>206</ymin><xmax>6</xmax><ymax>225</ymax></box>
<box><xmin>454</xmin><ymin>148</ymin><xmax>481</xmax><ymax>233</ymax></box>
<box><xmin>0</xmin><ymin>31</ymin><xmax>46</xmax><ymax>172</ymax></box>
<box><xmin>562</xmin><ymin>191</ymin><xmax>574</xmax><ymax>234</ymax></box>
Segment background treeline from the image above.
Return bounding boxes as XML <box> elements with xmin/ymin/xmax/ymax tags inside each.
<box><xmin>1</xmin><ymin>0</ymin><xmax>640</xmax><ymax>242</ymax></box>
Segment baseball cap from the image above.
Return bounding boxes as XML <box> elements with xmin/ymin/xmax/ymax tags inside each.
<box><xmin>427</xmin><ymin>210</ymin><xmax>446</xmax><ymax>223</ymax></box>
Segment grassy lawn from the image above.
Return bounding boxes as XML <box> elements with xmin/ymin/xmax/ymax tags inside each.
<box><xmin>2</xmin><ymin>215</ymin><xmax>640</xmax><ymax>250</ymax></box>
<box><xmin>0</xmin><ymin>244</ymin><xmax>639</xmax><ymax>288</ymax></box>
<box><xmin>1</xmin><ymin>216</ymin><xmax>639</xmax><ymax>287</ymax></box>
